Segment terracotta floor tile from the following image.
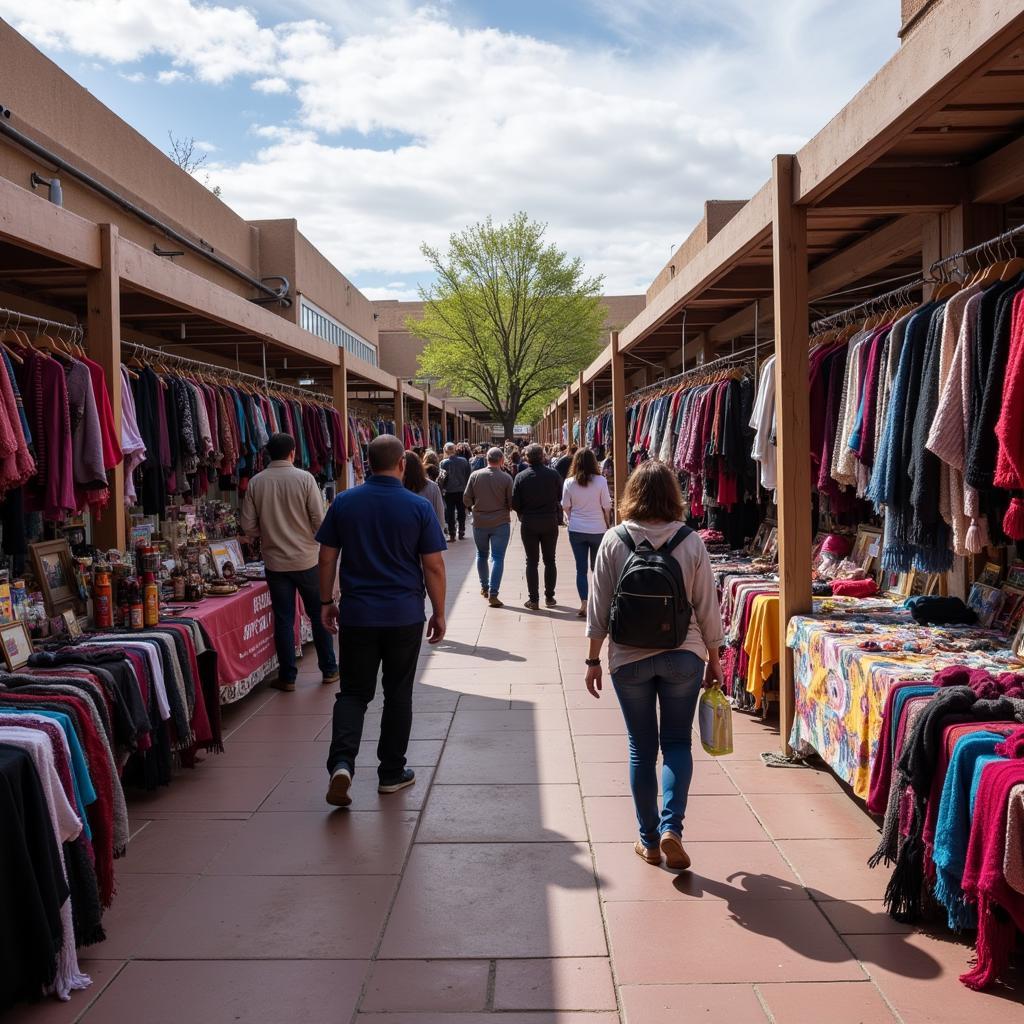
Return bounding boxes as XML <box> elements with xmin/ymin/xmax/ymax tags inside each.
<box><xmin>126</xmin><ymin>765</ymin><xmax>287</xmax><ymax>813</ymax></box>
<box><xmin>138</xmin><ymin>874</ymin><xmax>397</xmax><ymax>958</ymax></box>
<box><xmin>746</xmin><ymin>793</ymin><xmax>880</xmax><ymax>840</ymax></box>
<box><xmin>584</xmin><ymin>794</ymin><xmax>766</xmax><ymax>843</ymax></box>
<box><xmin>380</xmin><ymin>843</ymin><xmax>606</xmax><ymax>958</ymax></box>
<box><xmin>618</xmin><ymin>983</ymin><xmax>767</xmax><ymax>1023</ymax></box>
<box><xmin>728</xmin><ymin>730</ymin><xmax>786</xmax><ymax>758</ymax></box>
<box><xmin>435</xmin><ymin>731</ymin><xmax>579</xmax><ymax>784</ymax></box>
<box><xmin>361</xmin><ymin>960</ymin><xmax>489</xmax><ymax>1012</ymax></box>
<box><xmin>564</xmin><ymin>688</ymin><xmax>606</xmax><ymax>708</ymax></box>
<box><xmin>79</xmin><ymin>960</ymin><xmax>367</xmax><ymax>1024</ymax></box>
<box><xmin>204</xmin><ymin>810</ymin><xmax>417</xmax><ymax>874</ymax></box>
<box><xmin>492</xmin><ymin>957</ymin><xmax>615</xmax><ymax>1011</ymax></box>
<box><xmin>848</xmin><ymin>931</ymin><xmax>1024</xmax><ymax>1024</ymax></box>
<box><xmin>449</xmin><ymin>708</ymin><xmax>570</xmax><ymax>733</ymax></box>
<box><xmin>593</xmin><ymin>841</ymin><xmax>807</xmax><ymax>902</ymax></box>
<box><xmin>817</xmin><ymin>900</ymin><xmax>914</xmax><ymax>935</ymax></box>
<box><xmin>119</xmin><ymin>818</ymin><xmax>243</xmax><ymax>873</ymax></box>
<box><xmin>317</xmin><ymin>738</ymin><xmax>445</xmax><ymax>769</ymax></box>
<box><xmin>4</xmin><ymin>960</ymin><xmax>125</xmax><ymax>1024</ymax></box>
<box><xmin>456</xmin><ymin>694</ymin><xmax>512</xmax><ymax>709</ymax></box>
<box><xmin>356</xmin><ymin>1015</ymin><xmax>619</xmax><ymax>1024</ymax></box>
<box><xmin>568</xmin><ymin>708</ymin><xmax>628</xmax><ymax>735</ymax></box>
<box><xmin>343</xmin><ymin>711</ymin><xmax>454</xmax><ymax>741</ymax></box>
<box><xmin>606</xmin><ymin>900</ymin><xmax>864</xmax><ymax>984</ymax></box>
<box><xmin>757</xmin><ymin>980</ymin><xmax>898</xmax><ymax>1023</ymax></box>
<box><xmin>90</xmin><ymin>873</ymin><xmax>201</xmax><ymax>958</ymax></box>
<box><xmin>419</xmin><ymin>783</ymin><xmax>586</xmax><ymax>843</ymax></box>
<box><xmin>776</xmin><ymin>839</ymin><xmax>888</xmax><ymax>901</ymax></box>
<box><xmin>724</xmin><ymin>760</ymin><xmax>845</xmax><ymax>794</ymax></box>
<box><xmin>200</xmin><ymin>739</ymin><xmax>326</xmax><ymax>768</ymax></box>
<box><xmin>228</xmin><ymin>713</ymin><xmax>329</xmax><ymax>742</ymax></box>
<box><xmin>260</xmin><ymin>765</ymin><xmax>435</xmax><ymax>812</ymax></box>
<box><xmin>572</xmin><ymin>733</ymin><xmax>631</xmax><ymax>762</ymax></box>
<box><xmin>257</xmin><ymin>687</ymin><xmax>340</xmax><ymax>716</ymax></box>
<box><xmin>578</xmin><ymin>759</ymin><xmax>735</xmax><ymax>798</ymax></box>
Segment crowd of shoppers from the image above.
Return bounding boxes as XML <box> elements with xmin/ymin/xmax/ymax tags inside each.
<box><xmin>244</xmin><ymin>427</ymin><xmax>722</xmax><ymax>875</ymax></box>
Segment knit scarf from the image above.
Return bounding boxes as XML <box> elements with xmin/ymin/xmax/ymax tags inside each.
<box><xmin>959</xmin><ymin>734</ymin><xmax>1024</xmax><ymax>990</ymax></box>
<box><xmin>994</xmin><ymin>291</ymin><xmax>1024</xmax><ymax>538</ymax></box>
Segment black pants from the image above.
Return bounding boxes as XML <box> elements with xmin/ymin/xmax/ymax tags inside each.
<box><xmin>520</xmin><ymin>519</ymin><xmax>559</xmax><ymax>602</ymax></box>
<box><xmin>265</xmin><ymin>567</ymin><xmax>338</xmax><ymax>683</ymax></box>
<box><xmin>327</xmin><ymin>623</ymin><xmax>423</xmax><ymax>781</ymax></box>
<box><xmin>444</xmin><ymin>492</ymin><xmax>466</xmax><ymax>538</ymax></box>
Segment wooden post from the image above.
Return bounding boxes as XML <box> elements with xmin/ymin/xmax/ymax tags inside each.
<box><xmin>441</xmin><ymin>401</ymin><xmax>449</xmax><ymax>444</ymax></box>
<box><xmin>332</xmin><ymin>348</ymin><xmax>349</xmax><ymax>491</ymax></box>
<box><xmin>394</xmin><ymin>380</ymin><xmax>405</xmax><ymax>445</ymax></box>
<box><xmin>422</xmin><ymin>390</ymin><xmax>429</xmax><ymax>449</ymax></box>
<box><xmin>566</xmin><ymin>384</ymin><xmax>575</xmax><ymax>450</ymax></box>
<box><xmin>772</xmin><ymin>155</ymin><xmax>812</xmax><ymax>755</ymax></box>
<box><xmin>577</xmin><ymin>371</ymin><xmax>588</xmax><ymax>450</ymax></box>
<box><xmin>610</xmin><ymin>330</ymin><xmax>628</xmax><ymax>519</ymax></box>
<box><xmin>87</xmin><ymin>224</ymin><xmax>125</xmax><ymax>551</ymax></box>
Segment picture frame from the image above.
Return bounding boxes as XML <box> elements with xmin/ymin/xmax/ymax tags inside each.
<box><xmin>209</xmin><ymin>542</ymin><xmax>233</xmax><ymax>579</ymax></box>
<box><xmin>29</xmin><ymin>539</ymin><xmax>78</xmax><ymax>616</ymax></box>
<box><xmin>1007</xmin><ymin>561</ymin><xmax>1024</xmax><ymax>588</ymax></box>
<box><xmin>851</xmin><ymin>526</ymin><xmax>883</xmax><ymax>576</ymax></box>
<box><xmin>1013</xmin><ymin>614</ymin><xmax>1024</xmax><ymax>662</ymax></box>
<box><xmin>967</xmin><ymin>582</ymin><xmax>1004</xmax><ymax>629</ymax></box>
<box><xmin>884</xmin><ymin>571</ymin><xmax>911</xmax><ymax>600</ymax></box>
<box><xmin>224</xmin><ymin>538</ymin><xmax>245</xmax><ymax>571</ymax></box>
<box><xmin>750</xmin><ymin>521</ymin><xmax>773</xmax><ymax>556</ymax></box>
<box><xmin>62</xmin><ymin>609</ymin><xmax>82</xmax><ymax>639</ymax></box>
<box><xmin>0</xmin><ymin>619</ymin><xmax>33</xmax><ymax>671</ymax></box>
<box><xmin>978</xmin><ymin>561</ymin><xmax>1003</xmax><ymax>587</ymax></box>
<box><xmin>762</xmin><ymin>526</ymin><xmax>778</xmax><ymax>562</ymax></box>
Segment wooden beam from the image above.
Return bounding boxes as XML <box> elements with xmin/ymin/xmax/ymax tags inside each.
<box><xmin>566</xmin><ymin>384</ymin><xmax>575</xmax><ymax>449</ymax></box>
<box><xmin>577</xmin><ymin>369</ymin><xmax>588</xmax><ymax>448</ymax></box>
<box><xmin>394</xmin><ymin>380</ymin><xmax>405</xmax><ymax>444</ymax></box>
<box><xmin>815</xmin><ymin>166</ymin><xmax>965</xmax><ymax>212</ymax></box>
<box><xmin>0</xmin><ymin>176</ymin><xmax>101</xmax><ymax>268</ymax></box>
<box><xmin>86</xmin><ymin>224</ymin><xmax>124</xmax><ymax>550</ymax></box>
<box><xmin>794</xmin><ymin>0</ymin><xmax>1024</xmax><ymax>204</ymax></box>
<box><xmin>772</xmin><ymin>156</ymin><xmax>813</xmax><ymax>756</ymax></box>
<box><xmin>610</xmin><ymin>331</ymin><xmax>628</xmax><ymax>519</ymax></box>
<box><xmin>333</xmin><ymin>348</ymin><xmax>349</xmax><ymax>491</ymax></box>
<box><xmin>971</xmin><ymin>131</ymin><xmax>1024</xmax><ymax>202</ymax></box>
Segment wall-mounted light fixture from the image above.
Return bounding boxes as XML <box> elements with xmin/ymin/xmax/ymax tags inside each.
<box><xmin>298</xmin><ymin>376</ymin><xmax>314</xmax><ymax>386</ymax></box>
<box><xmin>30</xmin><ymin>172</ymin><xmax>63</xmax><ymax>206</ymax></box>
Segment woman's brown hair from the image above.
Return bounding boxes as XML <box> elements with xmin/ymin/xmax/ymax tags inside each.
<box><xmin>618</xmin><ymin>460</ymin><xmax>685</xmax><ymax>523</ymax></box>
<box><xmin>402</xmin><ymin>449</ymin><xmax>427</xmax><ymax>493</ymax></box>
<box><xmin>571</xmin><ymin>447</ymin><xmax>600</xmax><ymax>486</ymax></box>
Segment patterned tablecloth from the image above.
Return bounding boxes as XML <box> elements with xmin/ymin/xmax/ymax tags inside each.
<box><xmin>786</xmin><ymin>609</ymin><xmax>1020</xmax><ymax>799</ymax></box>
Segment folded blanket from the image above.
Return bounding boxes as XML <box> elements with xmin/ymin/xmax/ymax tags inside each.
<box><xmin>831</xmin><ymin>578</ymin><xmax>879</xmax><ymax>598</ymax></box>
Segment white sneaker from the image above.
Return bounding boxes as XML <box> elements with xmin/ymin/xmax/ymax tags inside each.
<box><xmin>326</xmin><ymin>767</ymin><xmax>352</xmax><ymax>807</ymax></box>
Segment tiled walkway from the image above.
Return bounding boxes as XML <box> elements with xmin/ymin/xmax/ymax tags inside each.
<box><xmin>11</xmin><ymin>531</ymin><xmax>1023</xmax><ymax>1023</ymax></box>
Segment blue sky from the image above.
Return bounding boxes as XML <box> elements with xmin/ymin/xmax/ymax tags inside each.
<box><xmin>2</xmin><ymin>0</ymin><xmax>899</xmax><ymax>299</ymax></box>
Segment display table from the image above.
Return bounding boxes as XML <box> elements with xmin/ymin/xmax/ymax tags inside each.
<box><xmin>786</xmin><ymin>610</ymin><xmax>1019</xmax><ymax>800</ymax></box>
<box><xmin>169</xmin><ymin>583</ymin><xmax>312</xmax><ymax>704</ymax></box>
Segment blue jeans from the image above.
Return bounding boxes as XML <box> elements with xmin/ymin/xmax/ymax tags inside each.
<box><xmin>610</xmin><ymin>651</ymin><xmax>704</xmax><ymax>848</ymax></box>
<box><xmin>473</xmin><ymin>523</ymin><xmax>510</xmax><ymax>596</ymax></box>
<box><xmin>265</xmin><ymin>567</ymin><xmax>339</xmax><ymax>683</ymax></box>
<box><xmin>568</xmin><ymin>530</ymin><xmax>604</xmax><ymax>600</ymax></box>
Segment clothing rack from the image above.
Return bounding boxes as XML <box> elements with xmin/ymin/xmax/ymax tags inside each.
<box><xmin>929</xmin><ymin>222</ymin><xmax>1024</xmax><ymax>275</ymax></box>
<box><xmin>122</xmin><ymin>340</ymin><xmax>335</xmax><ymax>405</ymax></box>
<box><xmin>625</xmin><ymin>345</ymin><xmax>756</xmax><ymax>404</ymax></box>
<box><xmin>0</xmin><ymin>305</ymin><xmax>83</xmax><ymax>342</ymax></box>
<box><xmin>810</xmin><ymin>278</ymin><xmax>925</xmax><ymax>333</ymax></box>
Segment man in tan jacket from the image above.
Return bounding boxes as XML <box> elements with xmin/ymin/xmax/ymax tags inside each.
<box><xmin>240</xmin><ymin>432</ymin><xmax>339</xmax><ymax>692</ymax></box>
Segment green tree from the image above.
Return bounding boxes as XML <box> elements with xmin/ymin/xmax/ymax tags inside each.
<box><xmin>412</xmin><ymin>213</ymin><xmax>605</xmax><ymax>437</ymax></box>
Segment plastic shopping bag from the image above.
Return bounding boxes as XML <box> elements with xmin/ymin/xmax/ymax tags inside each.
<box><xmin>698</xmin><ymin>685</ymin><xmax>733</xmax><ymax>757</ymax></box>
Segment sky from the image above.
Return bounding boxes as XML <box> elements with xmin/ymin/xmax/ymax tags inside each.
<box><xmin>0</xmin><ymin>0</ymin><xmax>900</xmax><ymax>301</ymax></box>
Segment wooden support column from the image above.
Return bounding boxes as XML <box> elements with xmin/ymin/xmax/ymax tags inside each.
<box><xmin>577</xmin><ymin>371</ymin><xmax>588</xmax><ymax>450</ymax></box>
<box><xmin>610</xmin><ymin>330</ymin><xmax>628</xmax><ymax>519</ymax></box>
<box><xmin>87</xmin><ymin>224</ymin><xmax>125</xmax><ymax>550</ymax></box>
<box><xmin>771</xmin><ymin>155</ymin><xmax>812</xmax><ymax>755</ymax></box>
<box><xmin>566</xmin><ymin>385</ymin><xmax>575</xmax><ymax>449</ymax></box>
<box><xmin>332</xmin><ymin>348</ymin><xmax>349</xmax><ymax>491</ymax></box>
<box><xmin>441</xmin><ymin>401</ymin><xmax>449</xmax><ymax>444</ymax></box>
<box><xmin>394</xmin><ymin>380</ymin><xmax>405</xmax><ymax>445</ymax></box>
<box><xmin>422</xmin><ymin>391</ymin><xmax>429</xmax><ymax>447</ymax></box>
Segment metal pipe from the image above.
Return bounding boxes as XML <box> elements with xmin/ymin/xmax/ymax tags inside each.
<box><xmin>0</xmin><ymin>108</ymin><xmax>291</xmax><ymax>307</ymax></box>
<box><xmin>0</xmin><ymin>304</ymin><xmax>82</xmax><ymax>340</ymax></box>
<box><xmin>929</xmin><ymin>222</ymin><xmax>1024</xmax><ymax>274</ymax></box>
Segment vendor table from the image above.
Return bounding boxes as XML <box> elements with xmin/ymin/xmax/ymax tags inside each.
<box><xmin>786</xmin><ymin>610</ymin><xmax>1020</xmax><ymax>800</ymax></box>
<box><xmin>168</xmin><ymin>582</ymin><xmax>312</xmax><ymax>704</ymax></box>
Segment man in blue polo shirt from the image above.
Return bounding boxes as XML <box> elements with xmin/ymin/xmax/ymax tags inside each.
<box><xmin>317</xmin><ymin>434</ymin><xmax>447</xmax><ymax>808</ymax></box>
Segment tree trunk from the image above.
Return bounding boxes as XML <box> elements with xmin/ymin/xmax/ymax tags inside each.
<box><xmin>501</xmin><ymin>416</ymin><xmax>516</xmax><ymax>441</ymax></box>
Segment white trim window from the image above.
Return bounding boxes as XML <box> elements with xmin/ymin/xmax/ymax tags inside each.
<box><xmin>299</xmin><ymin>296</ymin><xmax>377</xmax><ymax>366</ymax></box>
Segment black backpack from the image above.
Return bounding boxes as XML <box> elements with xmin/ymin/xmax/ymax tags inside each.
<box><xmin>609</xmin><ymin>525</ymin><xmax>693</xmax><ymax>649</ymax></box>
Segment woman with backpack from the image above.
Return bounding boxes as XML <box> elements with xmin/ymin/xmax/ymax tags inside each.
<box><xmin>561</xmin><ymin>448</ymin><xmax>613</xmax><ymax>617</ymax></box>
<box><xmin>583</xmin><ymin>460</ymin><xmax>725</xmax><ymax>871</ymax></box>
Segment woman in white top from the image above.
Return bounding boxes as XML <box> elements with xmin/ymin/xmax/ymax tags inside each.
<box><xmin>561</xmin><ymin>448</ymin><xmax>612</xmax><ymax>617</ymax></box>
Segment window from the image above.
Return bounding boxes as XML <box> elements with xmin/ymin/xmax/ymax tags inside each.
<box><xmin>299</xmin><ymin>297</ymin><xmax>377</xmax><ymax>366</ymax></box>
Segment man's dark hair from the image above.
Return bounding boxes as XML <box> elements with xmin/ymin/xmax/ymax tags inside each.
<box><xmin>368</xmin><ymin>434</ymin><xmax>406</xmax><ymax>472</ymax></box>
<box><xmin>525</xmin><ymin>443</ymin><xmax>544</xmax><ymax>467</ymax></box>
<box><xmin>266</xmin><ymin>433</ymin><xmax>296</xmax><ymax>461</ymax></box>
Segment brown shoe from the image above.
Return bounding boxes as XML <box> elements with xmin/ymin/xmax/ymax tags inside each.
<box><xmin>321</xmin><ymin>672</ymin><xmax>340</xmax><ymax>686</ymax></box>
<box><xmin>524</xmin><ymin>600</ymin><xmax>540</xmax><ymax>611</ymax></box>
<box><xmin>481</xmin><ymin>587</ymin><xmax>489</xmax><ymax>598</ymax></box>
<box><xmin>488</xmin><ymin>595</ymin><xmax>504</xmax><ymax>608</ymax></box>
<box><xmin>270</xmin><ymin>677</ymin><xmax>295</xmax><ymax>693</ymax></box>
<box><xmin>659</xmin><ymin>832</ymin><xmax>691</xmax><ymax>870</ymax></box>
<box><xmin>634</xmin><ymin>840</ymin><xmax>661</xmax><ymax>865</ymax></box>
<box><xmin>545</xmin><ymin>596</ymin><xmax>557</xmax><ymax>608</ymax></box>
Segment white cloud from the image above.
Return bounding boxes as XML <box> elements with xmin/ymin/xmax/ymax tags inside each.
<box><xmin>1</xmin><ymin>0</ymin><xmax>899</xmax><ymax>294</ymax></box>
<box><xmin>360</xmin><ymin>283</ymin><xmax>422</xmax><ymax>301</ymax></box>
<box><xmin>195</xmin><ymin>140</ymin><xmax>218</xmax><ymax>152</ymax></box>
<box><xmin>252</xmin><ymin>76</ymin><xmax>291</xmax><ymax>94</ymax></box>
<box><xmin>118</xmin><ymin>70</ymin><xmax>146</xmax><ymax>83</ymax></box>
<box><xmin>156</xmin><ymin>69</ymin><xmax>188</xmax><ymax>84</ymax></box>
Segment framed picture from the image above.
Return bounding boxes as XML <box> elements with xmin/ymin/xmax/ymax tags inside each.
<box><xmin>1013</xmin><ymin>614</ymin><xmax>1024</xmax><ymax>661</ymax></box>
<box><xmin>750</xmin><ymin>521</ymin><xmax>773</xmax><ymax>556</ymax></box>
<box><xmin>978</xmin><ymin>561</ymin><xmax>1003</xmax><ymax>587</ymax></box>
<box><xmin>0</xmin><ymin>619</ymin><xmax>33</xmax><ymax>671</ymax></box>
<box><xmin>885</xmin><ymin>571</ymin><xmax>911</xmax><ymax>600</ymax></box>
<box><xmin>762</xmin><ymin>526</ymin><xmax>778</xmax><ymax>562</ymax></box>
<box><xmin>967</xmin><ymin>582</ymin><xmax>1004</xmax><ymax>629</ymax></box>
<box><xmin>62</xmin><ymin>609</ymin><xmax>82</xmax><ymax>638</ymax></box>
<box><xmin>209</xmin><ymin>543</ymin><xmax>232</xmax><ymax>579</ymax></box>
<box><xmin>224</xmin><ymin>538</ymin><xmax>245</xmax><ymax>571</ymax></box>
<box><xmin>851</xmin><ymin>526</ymin><xmax>883</xmax><ymax>575</ymax></box>
<box><xmin>1007</xmin><ymin>561</ymin><xmax>1024</xmax><ymax>587</ymax></box>
<box><xmin>995</xmin><ymin>586</ymin><xmax>1024</xmax><ymax>635</ymax></box>
<box><xmin>29</xmin><ymin>539</ymin><xmax>77</xmax><ymax>615</ymax></box>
